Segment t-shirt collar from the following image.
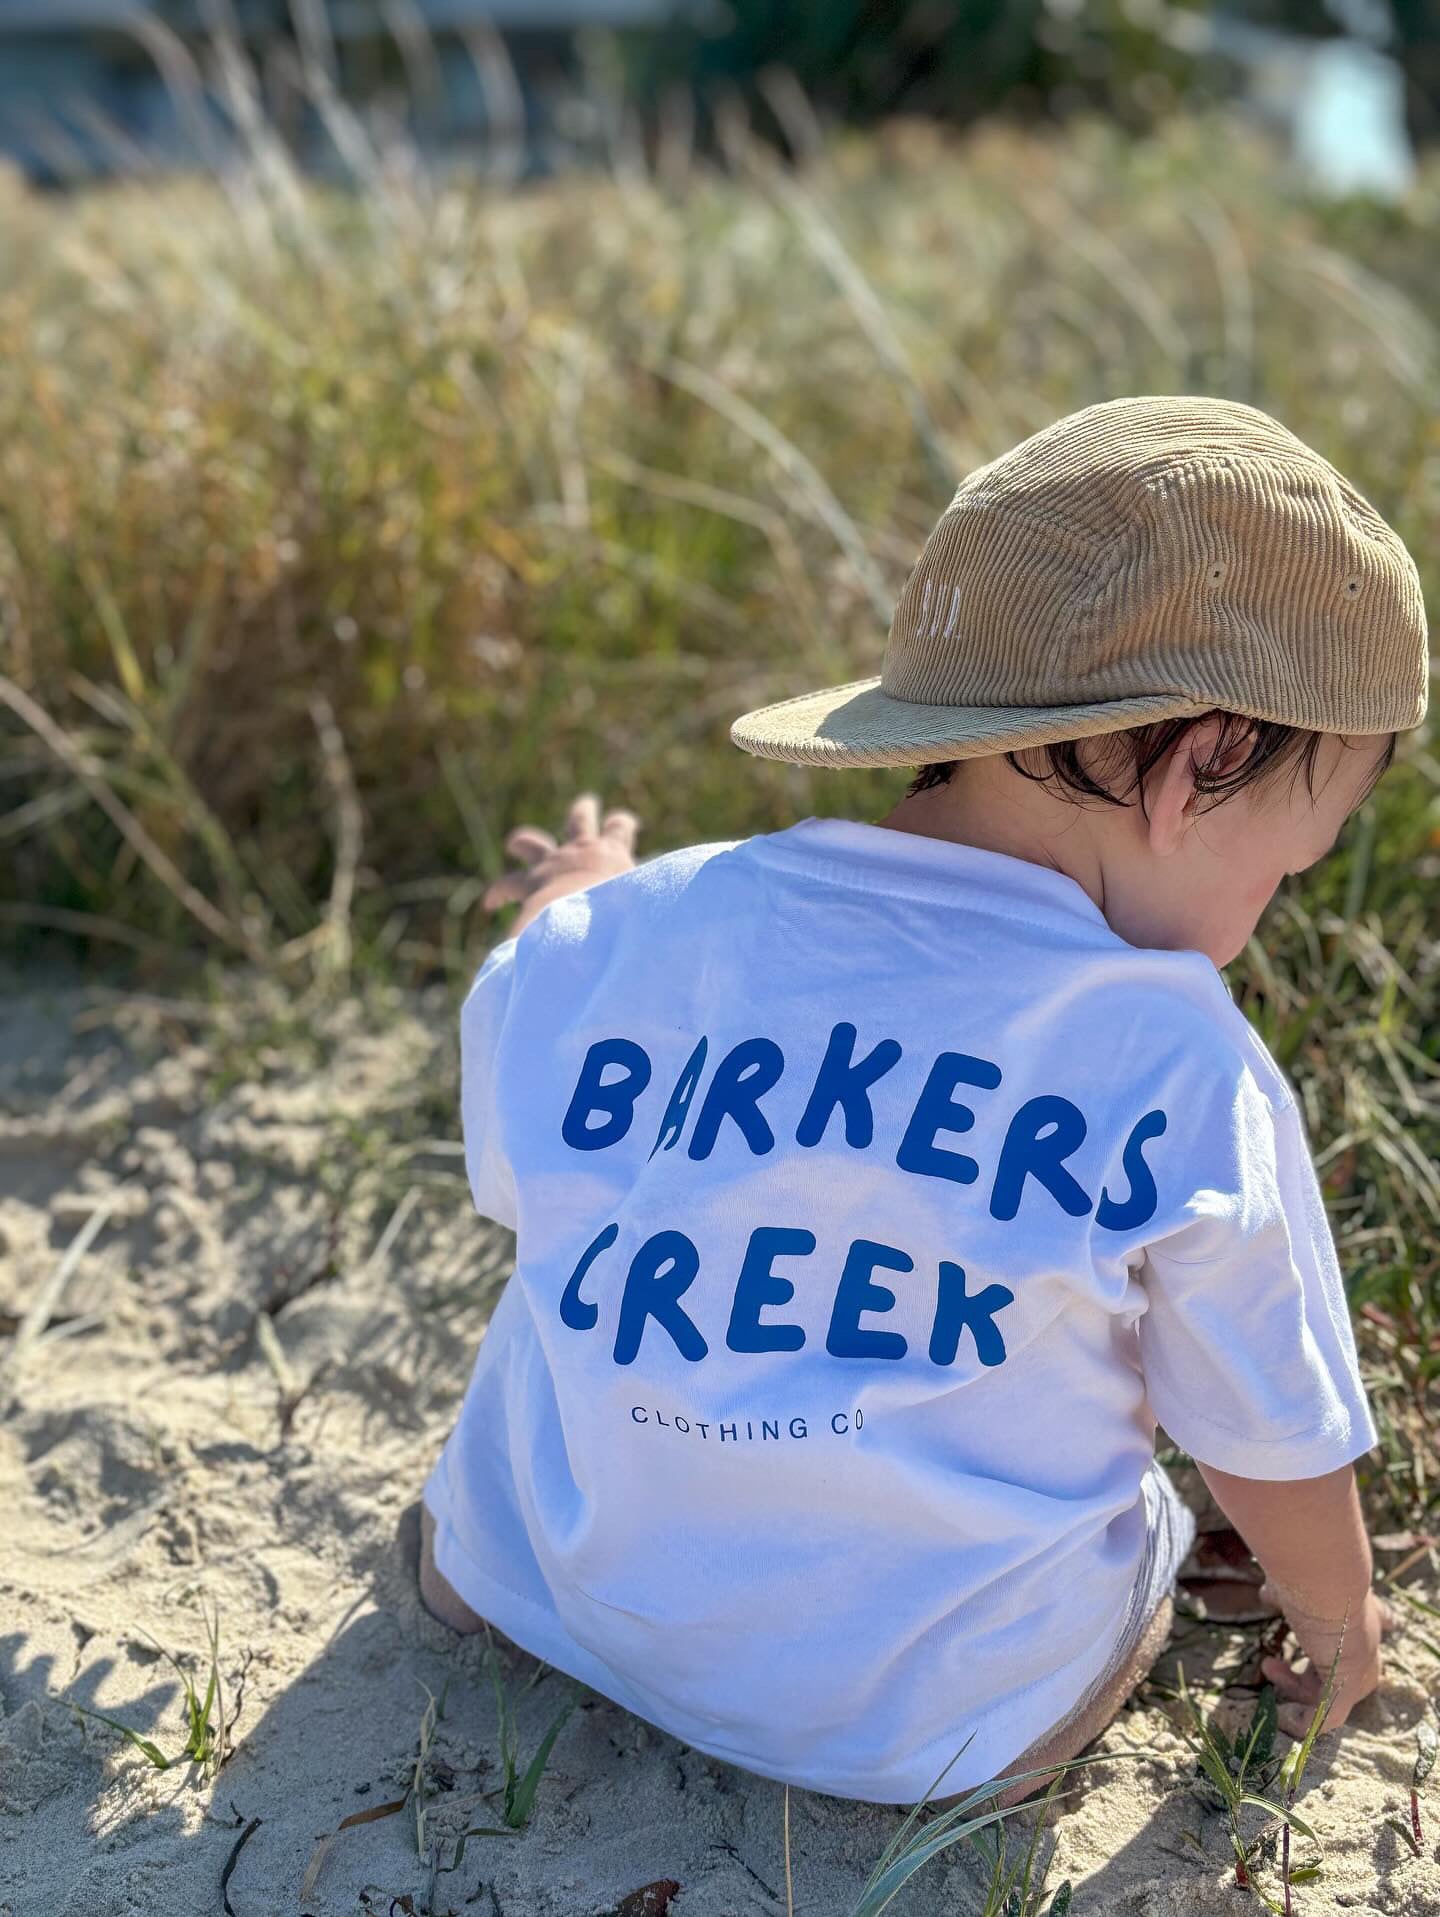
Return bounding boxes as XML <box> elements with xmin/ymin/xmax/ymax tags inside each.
<box><xmin>754</xmin><ymin>816</ymin><xmax>1112</xmax><ymax>933</ymax></box>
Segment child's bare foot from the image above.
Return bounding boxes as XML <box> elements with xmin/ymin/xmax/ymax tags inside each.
<box><xmin>413</xmin><ymin>1503</ymin><xmax>487</xmax><ymax>1635</ymax></box>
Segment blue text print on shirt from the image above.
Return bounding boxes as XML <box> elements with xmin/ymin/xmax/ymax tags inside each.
<box><xmin>556</xmin><ymin>1026</ymin><xmax>1166</xmax><ymax>1370</ymax></box>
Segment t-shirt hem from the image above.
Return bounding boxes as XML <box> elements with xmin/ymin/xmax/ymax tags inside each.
<box><xmin>1151</xmin><ymin>1395</ymin><xmax>1378</xmax><ymax>1481</ymax></box>
<box><xmin>421</xmin><ymin>1480</ymin><xmax>1135</xmax><ymax>1805</ymax></box>
<box><xmin>423</xmin><ymin>1485</ymin><xmax>660</xmax><ymax>1708</ymax></box>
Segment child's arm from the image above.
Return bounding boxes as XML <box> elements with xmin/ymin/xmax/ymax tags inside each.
<box><xmin>483</xmin><ymin>794</ymin><xmax>638</xmax><ymax>938</ymax></box>
<box><xmin>1196</xmin><ymin>1460</ymin><xmax>1392</xmax><ymax>1737</ymax></box>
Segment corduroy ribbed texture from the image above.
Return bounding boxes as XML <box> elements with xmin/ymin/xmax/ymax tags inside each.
<box><xmin>732</xmin><ymin>395</ymin><xmax>1430</xmax><ymax>769</ymax></box>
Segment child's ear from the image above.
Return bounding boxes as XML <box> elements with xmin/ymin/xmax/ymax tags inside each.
<box><xmin>1146</xmin><ymin>717</ymin><xmax>1253</xmax><ymax>856</ymax></box>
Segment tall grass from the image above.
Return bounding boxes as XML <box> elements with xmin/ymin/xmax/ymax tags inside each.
<box><xmin>4</xmin><ymin>111</ymin><xmax>1437</xmax><ymax>955</ymax></box>
<box><xmin>1</xmin><ymin>104</ymin><xmax>1436</xmax><ymax>1512</ymax></box>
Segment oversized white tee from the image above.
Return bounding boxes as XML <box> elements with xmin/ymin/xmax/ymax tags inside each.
<box><xmin>423</xmin><ymin>817</ymin><xmax>1377</xmax><ymax>1802</ymax></box>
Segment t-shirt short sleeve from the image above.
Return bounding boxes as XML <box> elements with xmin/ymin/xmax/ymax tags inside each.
<box><xmin>459</xmin><ymin>936</ymin><xmax>519</xmax><ymax>1232</ymax></box>
<box><xmin>1139</xmin><ymin>1060</ymin><xmax>1378</xmax><ymax>1481</ymax></box>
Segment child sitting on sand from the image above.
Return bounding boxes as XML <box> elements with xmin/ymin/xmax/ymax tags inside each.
<box><xmin>418</xmin><ymin>395</ymin><xmax>1418</xmax><ymax>1805</ymax></box>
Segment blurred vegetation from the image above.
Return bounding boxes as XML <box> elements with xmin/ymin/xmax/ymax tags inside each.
<box><xmin>632</xmin><ymin>0</ymin><xmax>1228</xmax><ymax>140</ymax></box>
<box><xmin>632</xmin><ymin>0</ymin><xmax>1440</xmax><ymax>149</ymax></box>
<box><xmin>0</xmin><ymin>109</ymin><xmax>1436</xmax><ymax>1512</ymax></box>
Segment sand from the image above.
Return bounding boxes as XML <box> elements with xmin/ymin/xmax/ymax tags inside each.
<box><xmin>1</xmin><ymin>970</ymin><xmax>1436</xmax><ymax>1917</ymax></box>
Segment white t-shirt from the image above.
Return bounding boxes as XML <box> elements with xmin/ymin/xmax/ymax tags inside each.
<box><xmin>423</xmin><ymin>817</ymin><xmax>1377</xmax><ymax>1802</ymax></box>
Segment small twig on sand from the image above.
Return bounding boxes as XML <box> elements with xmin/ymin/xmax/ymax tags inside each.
<box><xmin>1</xmin><ymin>1194</ymin><xmax>118</xmax><ymax>1408</ymax></box>
<box><xmin>783</xmin><ymin>1785</ymin><xmax>794</xmax><ymax>1917</ymax></box>
<box><xmin>253</xmin><ymin>1312</ymin><xmax>318</xmax><ymax>1437</ymax></box>
<box><xmin>220</xmin><ymin>1814</ymin><xmax>261</xmax><ymax>1916</ymax></box>
<box><xmin>365</xmin><ymin>1186</ymin><xmax>421</xmax><ymax>1276</ymax></box>
<box><xmin>309</xmin><ymin>694</ymin><xmax>363</xmax><ymax>977</ymax></box>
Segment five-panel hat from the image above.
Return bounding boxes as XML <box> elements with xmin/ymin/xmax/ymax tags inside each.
<box><xmin>730</xmin><ymin>395</ymin><xmax>1429</xmax><ymax>770</ymax></box>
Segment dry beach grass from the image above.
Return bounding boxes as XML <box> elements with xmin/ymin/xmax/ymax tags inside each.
<box><xmin>0</xmin><ymin>96</ymin><xmax>1438</xmax><ymax>1913</ymax></box>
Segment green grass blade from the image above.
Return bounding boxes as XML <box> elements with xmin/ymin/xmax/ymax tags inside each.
<box><xmin>851</xmin><ymin>1754</ymin><xmax>1144</xmax><ymax>1917</ymax></box>
<box><xmin>1414</xmin><ymin>1721</ymin><xmax>1437</xmax><ymax>1787</ymax></box>
<box><xmin>441</xmin><ymin>1826</ymin><xmax>521</xmax><ymax>1871</ymax></box>
<box><xmin>1006</xmin><ymin>1769</ymin><xmax>1065</xmax><ymax>1915</ymax></box>
<box><xmin>504</xmin><ymin>1691</ymin><xmax>577</xmax><ymax>1829</ymax></box>
<box><xmin>69</xmin><ymin>1702</ymin><xmax>171</xmax><ymax>1770</ymax></box>
<box><xmin>1239</xmin><ymin>1794</ymin><xmax>1318</xmax><ymax>1843</ymax></box>
<box><xmin>483</xmin><ymin>1631</ymin><xmax>519</xmax><ymax>1804</ymax></box>
<box><xmin>1192</xmin><ymin>1740</ymin><xmax>1238</xmax><ymax>1800</ymax></box>
<box><xmin>867</xmin><ymin>1734</ymin><xmax>978</xmax><ymax>1883</ymax></box>
<box><xmin>1238</xmin><ymin>1685</ymin><xmax>1277</xmax><ymax>1776</ymax></box>
<box><xmin>851</xmin><ymin>1797</ymin><xmax>1047</xmax><ymax>1917</ymax></box>
<box><xmin>1280</xmin><ymin>1630</ymin><xmax>1345</xmax><ymax>1801</ymax></box>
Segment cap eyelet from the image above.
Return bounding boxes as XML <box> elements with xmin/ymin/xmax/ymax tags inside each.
<box><xmin>1206</xmin><ymin>560</ymin><xmax>1227</xmax><ymax>585</ymax></box>
<box><xmin>1343</xmin><ymin>575</ymin><xmax>1362</xmax><ymax>596</ymax></box>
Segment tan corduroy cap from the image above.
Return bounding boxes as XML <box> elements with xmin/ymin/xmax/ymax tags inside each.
<box><xmin>731</xmin><ymin>395</ymin><xmax>1429</xmax><ymax>769</ymax></box>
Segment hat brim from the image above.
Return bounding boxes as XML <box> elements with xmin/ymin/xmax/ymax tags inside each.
<box><xmin>731</xmin><ymin>678</ymin><xmax>1210</xmax><ymax>770</ymax></box>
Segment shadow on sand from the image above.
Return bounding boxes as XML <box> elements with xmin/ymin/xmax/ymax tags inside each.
<box><xmin>7</xmin><ymin>1502</ymin><xmax>1408</xmax><ymax>1917</ymax></box>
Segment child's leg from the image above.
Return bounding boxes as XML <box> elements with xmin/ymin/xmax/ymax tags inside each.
<box><xmin>936</xmin><ymin>1461</ymin><xmax>1191</xmax><ymax>1811</ymax></box>
<box><xmin>935</xmin><ymin>1595</ymin><xmax>1174</xmax><ymax>1814</ymax></box>
<box><xmin>419</xmin><ymin>1505</ymin><xmax>488</xmax><ymax>1634</ymax></box>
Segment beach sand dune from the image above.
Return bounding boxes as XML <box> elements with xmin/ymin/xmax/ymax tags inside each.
<box><xmin>1</xmin><ymin>976</ymin><xmax>1435</xmax><ymax>1915</ymax></box>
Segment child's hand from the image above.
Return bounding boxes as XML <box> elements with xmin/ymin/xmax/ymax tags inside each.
<box><xmin>483</xmin><ymin>793</ymin><xmax>639</xmax><ymax>937</ymax></box>
<box><xmin>1194</xmin><ymin>1463</ymin><xmax>1390</xmax><ymax>1743</ymax></box>
<box><xmin>1259</xmin><ymin>1584</ymin><xmax>1394</xmax><ymax>1739</ymax></box>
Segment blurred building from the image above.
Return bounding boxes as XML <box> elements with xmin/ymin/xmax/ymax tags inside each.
<box><xmin>0</xmin><ymin>0</ymin><xmax>1421</xmax><ymax>198</ymax></box>
<box><xmin>0</xmin><ymin>0</ymin><xmax>681</xmax><ymax>183</ymax></box>
<box><xmin>1213</xmin><ymin>11</ymin><xmax>1416</xmax><ymax>197</ymax></box>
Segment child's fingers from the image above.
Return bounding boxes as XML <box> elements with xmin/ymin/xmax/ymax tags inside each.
<box><xmin>483</xmin><ymin>871</ymin><xmax>529</xmax><ymax>912</ymax></box>
<box><xmin>1263</xmin><ymin>1656</ymin><xmax>1344</xmax><ymax>1740</ymax></box>
<box><xmin>565</xmin><ymin>793</ymin><xmax>602</xmax><ymax>841</ymax></box>
<box><xmin>505</xmin><ymin>826</ymin><xmax>557</xmax><ymax>865</ymax></box>
<box><xmin>1278</xmin><ymin>1699</ymin><xmax>1330</xmax><ymax>1741</ymax></box>
<box><xmin>1261</xmin><ymin>1653</ymin><xmax>1322</xmax><ymax>1704</ymax></box>
<box><xmin>600</xmin><ymin>808</ymin><xmax>639</xmax><ymax>851</ymax></box>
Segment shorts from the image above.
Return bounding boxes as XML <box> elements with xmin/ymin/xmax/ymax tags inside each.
<box><xmin>1046</xmin><ymin>1459</ymin><xmax>1197</xmax><ymax>1738</ymax></box>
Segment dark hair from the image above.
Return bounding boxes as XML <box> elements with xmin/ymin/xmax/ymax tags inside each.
<box><xmin>907</xmin><ymin>715</ymin><xmax>1396</xmax><ymax>813</ymax></box>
